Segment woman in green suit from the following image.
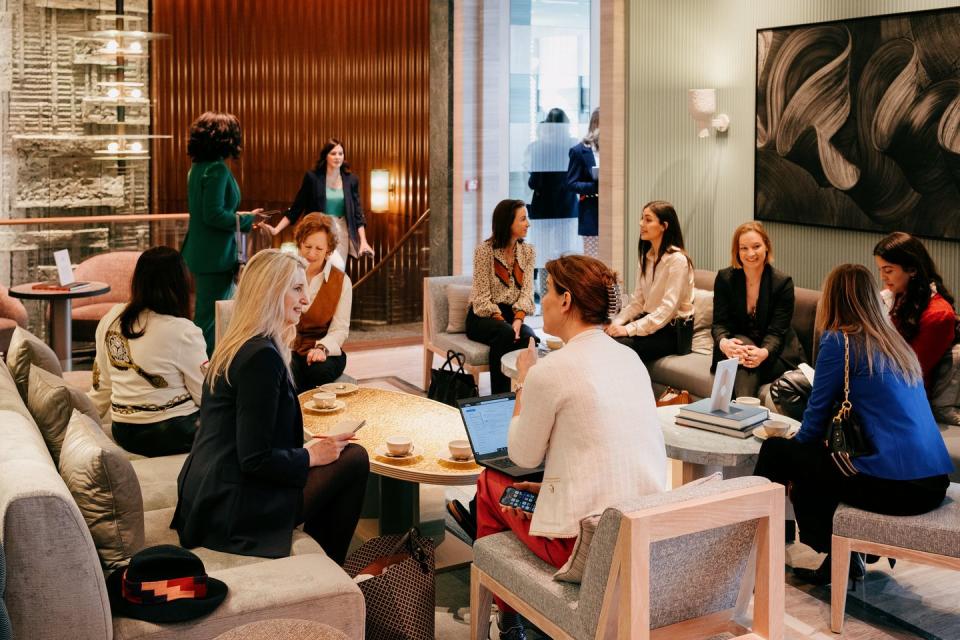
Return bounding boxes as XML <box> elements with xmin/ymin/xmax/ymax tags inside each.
<box><xmin>181</xmin><ymin>111</ymin><xmax>263</xmax><ymax>355</ymax></box>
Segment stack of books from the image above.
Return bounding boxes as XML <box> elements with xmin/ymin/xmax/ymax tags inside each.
<box><xmin>31</xmin><ymin>281</ymin><xmax>89</xmax><ymax>292</ymax></box>
<box><xmin>675</xmin><ymin>398</ymin><xmax>769</xmax><ymax>438</ymax></box>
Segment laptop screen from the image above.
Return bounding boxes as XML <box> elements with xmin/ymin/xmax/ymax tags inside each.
<box><xmin>458</xmin><ymin>393</ymin><xmax>517</xmax><ymax>458</ymax></box>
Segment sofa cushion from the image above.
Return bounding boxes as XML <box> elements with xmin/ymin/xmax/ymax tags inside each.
<box><xmin>930</xmin><ymin>343</ymin><xmax>960</xmax><ymax>426</ymax></box>
<box><xmin>58</xmin><ymin>410</ymin><xmax>145</xmax><ymax>570</ymax></box>
<box><xmin>646</xmin><ymin>352</ymin><xmax>714</xmax><ymax>399</ymax></box>
<box><xmin>691</xmin><ymin>288</ymin><xmax>714</xmax><ymax>355</ymax></box>
<box><xmin>432</xmin><ymin>332</ymin><xmax>489</xmax><ymax>366</ymax></box>
<box><xmin>445</xmin><ymin>284</ymin><xmax>472</xmax><ymax>333</ymax></box>
<box><xmin>6</xmin><ymin>326</ymin><xmax>62</xmax><ymax>397</ymax></box>
<box><xmin>131</xmin><ymin>454</ymin><xmax>188</xmax><ymax>511</ymax></box>
<box><xmin>26</xmin><ymin>365</ymin><xmax>101</xmax><ymax>463</ymax></box>
<box><xmin>213</xmin><ymin>619</ymin><xmax>350</xmax><ymax>640</ymax></box>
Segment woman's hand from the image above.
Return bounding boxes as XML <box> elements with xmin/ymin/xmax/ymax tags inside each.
<box><xmin>499</xmin><ymin>481</ymin><xmax>542</xmax><ymax>520</ymax></box>
<box><xmin>720</xmin><ymin>337</ymin><xmax>745</xmax><ymax>359</ymax></box>
<box><xmin>306</xmin><ymin>432</ymin><xmax>354</xmax><ymax>467</ymax></box>
<box><xmin>240</xmin><ymin>207</ymin><xmax>265</xmax><ymax>217</ymax></box>
<box><xmin>256</xmin><ymin>222</ymin><xmax>280</xmax><ymax>236</ymax></box>
<box><xmin>306</xmin><ymin>347</ymin><xmax>328</xmax><ymax>364</ymax></box>
<box><xmin>741</xmin><ymin>346</ymin><xmax>769</xmax><ymax>369</ymax></box>
<box><xmin>605</xmin><ymin>323</ymin><xmax>628</xmax><ymax>338</ymax></box>
<box><xmin>512</xmin><ymin>318</ymin><xmax>524</xmax><ymax>341</ymax></box>
<box><xmin>358</xmin><ymin>240</ymin><xmax>375</xmax><ymax>258</ymax></box>
<box><xmin>516</xmin><ymin>337</ymin><xmax>538</xmax><ymax>381</ymax></box>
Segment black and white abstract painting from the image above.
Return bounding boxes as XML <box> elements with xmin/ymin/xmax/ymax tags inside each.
<box><xmin>755</xmin><ymin>8</ymin><xmax>960</xmax><ymax>240</ymax></box>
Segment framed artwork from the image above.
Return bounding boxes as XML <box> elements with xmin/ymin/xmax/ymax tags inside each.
<box><xmin>755</xmin><ymin>7</ymin><xmax>960</xmax><ymax>240</ymax></box>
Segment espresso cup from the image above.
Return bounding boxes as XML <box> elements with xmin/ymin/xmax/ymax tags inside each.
<box><xmin>448</xmin><ymin>439</ymin><xmax>472</xmax><ymax>460</ymax></box>
<box><xmin>735</xmin><ymin>396</ymin><xmax>761</xmax><ymax>407</ymax></box>
<box><xmin>546</xmin><ymin>337</ymin><xmax>564</xmax><ymax>350</ymax></box>
<box><xmin>386</xmin><ymin>436</ymin><xmax>413</xmax><ymax>456</ymax></box>
<box><xmin>312</xmin><ymin>391</ymin><xmax>337</xmax><ymax>409</ymax></box>
<box><xmin>763</xmin><ymin>420</ymin><xmax>791</xmax><ymax>438</ymax></box>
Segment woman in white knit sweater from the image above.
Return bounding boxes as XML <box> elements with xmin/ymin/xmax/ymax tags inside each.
<box><xmin>475</xmin><ymin>254</ymin><xmax>667</xmax><ymax>640</ymax></box>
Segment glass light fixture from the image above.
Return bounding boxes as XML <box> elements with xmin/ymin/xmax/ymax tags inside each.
<box><xmin>107</xmin><ymin>141</ymin><xmax>120</xmax><ymax>152</ymax></box>
<box><xmin>370</xmin><ymin>169</ymin><xmax>391</xmax><ymax>212</ymax></box>
<box><xmin>107</xmin><ymin>87</ymin><xmax>121</xmax><ymax>99</ymax></box>
<box><xmin>129</xmin><ymin>141</ymin><xmax>143</xmax><ymax>153</ymax></box>
<box><xmin>103</xmin><ymin>39</ymin><xmax>119</xmax><ymax>53</ymax></box>
<box><xmin>129</xmin><ymin>88</ymin><xmax>142</xmax><ymax>99</ymax></box>
<box><xmin>687</xmin><ymin>89</ymin><xmax>730</xmax><ymax>138</ymax></box>
<box><xmin>128</xmin><ymin>40</ymin><xmax>143</xmax><ymax>53</ymax></box>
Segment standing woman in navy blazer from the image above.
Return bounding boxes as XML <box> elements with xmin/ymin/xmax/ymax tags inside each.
<box><xmin>565</xmin><ymin>108</ymin><xmax>599</xmax><ymax>257</ymax></box>
<box><xmin>262</xmin><ymin>138</ymin><xmax>375</xmax><ymax>268</ymax></box>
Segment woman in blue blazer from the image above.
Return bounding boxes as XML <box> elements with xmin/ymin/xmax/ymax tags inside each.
<box><xmin>565</xmin><ymin>108</ymin><xmax>599</xmax><ymax>256</ymax></box>
<box><xmin>754</xmin><ymin>264</ymin><xmax>953</xmax><ymax>585</ymax></box>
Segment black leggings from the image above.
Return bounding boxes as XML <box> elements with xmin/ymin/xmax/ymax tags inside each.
<box><xmin>112</xmin><ymin>412</ymin><xmax>199</xmax><ymax>457</ymax></box>
<box><xmin>614</xmin><ymin>321</ymin><xmax>682</xmax><ymax>366</ymax></box>
<box><xmin>754</xmin><ymin>438</ymin><xmax>949</xmax><ymax>554</ymax></box>
<box><xmin>300</xmin><ymin>443</ymin><xmax>370</xmax><ymax>565</ymax></box>
<box><xmin>466</xmin><ymin>305</ymin><xmax>538</xmax><ymax>394</ymax></box>
<box><xmin>291</xmin><ymin>350</ymin><xmax>348</xmax><ymax>394</ymax></box>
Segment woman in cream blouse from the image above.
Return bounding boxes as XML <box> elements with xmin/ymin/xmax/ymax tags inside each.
<box><xmin>606</xmin><ymin>200</ymin><xmax>695</xmax><ymax>364</ymax></box>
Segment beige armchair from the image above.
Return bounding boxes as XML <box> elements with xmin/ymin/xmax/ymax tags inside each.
<box><xmin>71</xmin><ymin>251</ymin><xmax>142</xmax><ymax>342</ymax></box>
<box><xmin>422</xmin><ymin>275</ymin><xmax>489</xmax><ymax>390</ymax></box>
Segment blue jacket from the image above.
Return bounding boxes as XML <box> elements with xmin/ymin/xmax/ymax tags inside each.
<box><xmin>565</xmin><ymin>143</ymin><xmax>598</xmax><ymax>236</ymax></box>
<box><xmin>796</xmin><ymin>331</ymin><xmax>954</xmax><ymax>480</ymax></box>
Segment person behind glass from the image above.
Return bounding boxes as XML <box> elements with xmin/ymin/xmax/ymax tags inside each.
<box><xmin>467</xmin><ymin>199</ymin><xmax>537</xmax><ymax>395</ymax></box>
<box><xmin>566</xmin><ymin>108</ymin><xmax>599</xmax><ymax>257</ymax></box>
<box><xmin>88</xmin><ymin>247</ymin><xmax>206</xmax><ymax>457</ymax></box>
<box><xmin>172</xmin><ymin>250</ymin><xmax>369</xmax><ymax>564</ymax></box>
<box><xmin>873</xmin><ymin>231</ymin><xmax>957</xmax><ymax>389</ymax></box>
<box><xmin>754</xmin><ymin>264</ymin><xmax>953</xmax><ymax>585</ymax></box>
<box><xmin>260</xmin><ymin>137</ymin><xmax>375</xmax><ymax>270</ymax></box>
<box><xmin>290</xmin><ymin>213</ymin><xmax>352</xmax><ymax>393</ymax></box>
<box><xmin>605</xmin><ymin>200</ymin><xmax>694</xmax><ymax>364</ymax></box>
<box><xmin>474</xmin><ymin>254</ymin><xmax>667</xmax><ymax>640</ymax></box>
<box><xmin>181</xmin><ymin>111</ymin><xmax>265</xmax><ymax>356</ymax></box>
<box><xmin>711</xmin><ymin>221</ymin><xmax>804</xmax><ymax>398</ymax></box>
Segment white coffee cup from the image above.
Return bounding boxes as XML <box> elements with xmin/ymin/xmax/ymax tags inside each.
<box><xmin>762</xmin><ymin>420</ymin><xmax>791</xmax><ymax>438</ymax></box>
<box><xmin>386</xmin><ymin>436</ymin><xmax>413</xmax><ymax>456</ymax></box>
<box><xmin>735</xmin><ymin>396</ymin><xmax>761</xmax><ymax>407</ymax></box>
<box><xmin>448</xmin><ymin>439</ymin><xmax>472</xmax><ymax>460</ymax></box>
<box><xmin>545</xmin><ymin>337</ymin><xmax>564</xmax><ymax>350</ymax></box>
<box><xmin>312</xmin><ymin>391</ymin><xmax>337</xmax><ymax>409</ymax></box>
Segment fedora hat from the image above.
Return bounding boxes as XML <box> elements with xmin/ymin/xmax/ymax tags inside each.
<box><xmin>106</xmin><ymin>545</ymin><xmax>227</xmax><ymax>623</ymax></box>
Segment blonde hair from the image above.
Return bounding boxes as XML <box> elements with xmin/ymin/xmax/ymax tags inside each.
<box><xmin>206</xmin><ymin>249</ymin><xmax>307</xmax><ymax>387</ymax></box>
<box><xmin>815</xmin><ymin>264</ymin><xmax>922</xmax><ymax>385</ymax></box>
<box><xmin>730</xmin><ymin>221</ymin><xmax>774</xmax><ymax>268</ymax></box>
<box><xmin>294</xmin><ymin>212</ymin><xmax>339</xmax><ymax>253</ymax></box>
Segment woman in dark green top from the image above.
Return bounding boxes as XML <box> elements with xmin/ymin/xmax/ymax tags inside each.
<box><xmin>181</xmin><ymin>111</ymin><xmax>263</xmax><ymax>355</ymax></box>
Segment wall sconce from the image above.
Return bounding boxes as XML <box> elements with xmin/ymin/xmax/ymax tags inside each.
<box><xmin>687</xmin><ymin>89</ymin><xmax>730</xmax><ymax>138</ymax></box>
<box><xmin>370</xmin><ymin>169</ymin><xmax>392</xmax><ymax>212</ymax></box>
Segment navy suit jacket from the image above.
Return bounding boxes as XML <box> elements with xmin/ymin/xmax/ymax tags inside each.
<box><xmin>565</xmin><ymin>143</ymin><xmax>598</xmax><ymax>236</ymax></box>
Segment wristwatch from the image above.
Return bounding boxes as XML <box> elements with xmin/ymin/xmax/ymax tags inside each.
<box><xmin>314</xmin><ymin>342</ymin><xmax>329</xmax><ymax>356</ymax></box>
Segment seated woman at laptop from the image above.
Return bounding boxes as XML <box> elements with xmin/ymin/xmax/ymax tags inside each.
<box><xmin>473</xmin><ymin>254</ymin><xmax>668</xmax><ymax>640</ymax></box>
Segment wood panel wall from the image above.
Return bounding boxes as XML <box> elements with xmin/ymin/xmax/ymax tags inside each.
<box><xmin>150</xmin><ymin>0</ymin><xmax>430</xmax><ymax>322</ymax></box>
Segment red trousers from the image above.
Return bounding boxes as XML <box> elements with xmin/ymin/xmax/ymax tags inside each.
<box><xmin>475</xmin><ymin>469</ymin><xmax>576</xmax><ymax>613</ymax></box>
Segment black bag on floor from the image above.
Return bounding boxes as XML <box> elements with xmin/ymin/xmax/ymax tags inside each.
<box><xmin>343</xmin><ymin>528</ymin><xmax>435</xmax><ymax>640</ymax></box>
<box><xmin>428</xmin><ymin>350</ymin><xmax>478</xmax><ymax>406</ymax></box>
<box><xmin>769</xmin><ymin>367</ymin><xmax>812</xmax><ymax>421</ymax></box>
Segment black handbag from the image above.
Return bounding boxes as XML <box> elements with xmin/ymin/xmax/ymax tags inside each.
<box><xmin>770</xmin><ymin>368</ymin><xmax>812</xmax><ymax>421</ymax></box>
<box><xmin>428</xmin><ymin>350</ymin><xmax>479</xmax><ymax>406</ymax></box>
<box><xmin>826</xmin><ymin>333</ymin><xmax>874</xmax><ymax>476</ymax></box>
<box><xmin>673</xmin><ymin>316</ymin><xmax>694</xmax><ymax>355</ymax></box>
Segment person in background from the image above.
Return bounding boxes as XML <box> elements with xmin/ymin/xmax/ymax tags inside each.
<box><xmin>467</xmin><ymin>199</ymin><xmax>538</xmax><ymax>395</ymax></box>
<box><xmin>89</xmin><ymin>247</ymin><xmax>206</xmax><ymax>457</ymax></box>
<box><xmin>181</xmin><ymin>111</ymin><xmax>264</xmax><ymax>356</ymax></box>
<box><xmin>711</xmin><ymin>221</ymin><xmax>804</xmax><ymax>398</ymax></box>
<box><xmin>873</xmin><ymin>231</ymin><xmax>957</xmax><ymax>389</ymax></box>
<box><xmin>754</xmin><ymin>264</ymin><xmax>952</xmax><ymax>585</ymax></box>
<box><xmin>261</xmin><ymin>137</ymin><xmax>374</xmax><ymax>269</ymax></box>
<box><xmin>172</xmin><ymin>250</ymin><xmax>369</xmax><ymax>565</ymax></box>
<box><xmin>606</xmin><ymin>200</ymin><xmax>694</xmax><ymax>365</ymax></box>
<box><xmin>566</xmin><ymin>108</ymin><xmax>599</xmax><ymax>257</ymax></box>
<box><xmin>290</xmin><ymin>213</ymin><xmax>352</xmax><ymax>393</ymax></box>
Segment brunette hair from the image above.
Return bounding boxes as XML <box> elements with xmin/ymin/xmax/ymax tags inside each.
<box><xmin>488</xmin><ymin>199</ymin><xmax>527</xmax><ymax>250</ymax></box>
<box><xmin>187</xmin><ymin>111</ymin><xmax>242</xmax><ymax>161</ymax></box>
<box><xmin>582</xmin><ymin>108</ymin><xmax>599</xmax><ymax>150</ymax></box>
<box><xmin>730</xmin><ymin>221</ymin><xmax>774</xmax><ymax>268</ymax></box>
<box><xmin>816</xmin><ymin>264</ymin><xmax>922</xmax><ymax>384</ymax></box>
<box><xmin>119</xmin><ymin>247</ymin><xmax>193</xmax><ymax>339</ymax></box>
<box><xmin>638</xmin><ymin>200</ymin><xmax>693</xmax><ymax>277</ymax></box>
<box><xmin>314</xmin><ymin>137</ymin><xmax>351</xmax><ymax>175</ymax></box>
<box><xmin>873</xmin><ymin>231</ymin><xmax>956</xmax><ymax>342</ymax></box>
<box><xmin>294</xmin><ymin>212</ymin><xmax>339</xmax><ymax>254</ymax></box>
<box><xmin>544</xmin><ymin>255</ymin><xmax>620</xmax><ymax>325</ymax></box>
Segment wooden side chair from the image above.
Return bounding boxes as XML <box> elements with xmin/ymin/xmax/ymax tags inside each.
<box><xmin>471</xmin><ymin>476</ymin><xmax>785</xmax><ymax>640</ymax></box>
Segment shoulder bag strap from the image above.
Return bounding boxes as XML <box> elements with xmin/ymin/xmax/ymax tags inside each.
<box><xmin>839</xmin><ymin>333</ymin><xmax>852</xmax><ymax>419</ymax></box>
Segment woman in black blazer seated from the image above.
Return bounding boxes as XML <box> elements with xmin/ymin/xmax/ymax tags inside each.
<box><xmin>262</xmin><ymin>137</ymin><xmax>375</xmax><ymax>267</ymax></box>
<box><xmin>172</xmin><ymin>249</ymin><xmax>369</xmax><ymax>564</ymax></box>
<box><xmin>565</xmin><ymin>108</ymin><xmax>599</xmax><ymax>257</ymax></box>
<box><xmin>711</xmin><ymin>221</ymin><xmax>804</xmax><ymax>398</ymax></box>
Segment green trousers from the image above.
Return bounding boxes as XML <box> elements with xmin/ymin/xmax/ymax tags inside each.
<box><xmin>193</xmin><ymin>271</ymin><xmax>236</xmax><ymax>356</ymax></box>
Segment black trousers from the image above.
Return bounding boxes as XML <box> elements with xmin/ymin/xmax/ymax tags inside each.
<box><xmin>614</xmin><ymin>319</ymin><xmax>689</xmax><ymax>366</ymax></box>
<box><xmin>291</xmin><ymin>350</ymin><xmax>348</xmax><ymax>394</ymax></box>
<box><xmin>753</xmin><ymin>438</ymin><xmax>949</xmax><ymax>554</ymax></box>
<box><xmin>300</xmin><ymin>443</ymin><xmax>370</xmax><ymax>565</ymax></box>
<box><xmin>466</xmin><ymin>305</ymin><xmax>538</xmax><ymax>394</ymax></box>
<box><xmin>724</xmin><ymin>334</ymin><xmax>792</xmax><ymax>398</ymax></box>
<box><xmin>112</xmin><ymin>411</ymin><xmax>199</xmax><ymax>457</ymax></box>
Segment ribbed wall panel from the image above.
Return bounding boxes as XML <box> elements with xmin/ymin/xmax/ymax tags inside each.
<box><xmin>626</xmin><ymin>0</ymin><xmax>960</xmax><ymax>290</ymax></box>
<box><xmin>151</xmin><ymin>0</ymin><xmax>429</xmax><ymax>322</ymax></box>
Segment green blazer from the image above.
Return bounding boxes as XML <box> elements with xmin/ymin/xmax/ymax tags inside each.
<box><xmin>181</xmin><ymin>160</ymin><xmax>254</xmax><ymax>274</ymax></box>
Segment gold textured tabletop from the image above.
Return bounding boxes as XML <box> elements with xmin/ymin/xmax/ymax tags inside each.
<box><xmin>300</xmin><ymin>387</ymin><xmax>481</xmax><ymax>486</ymax></box>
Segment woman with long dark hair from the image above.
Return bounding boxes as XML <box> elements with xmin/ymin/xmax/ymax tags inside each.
<box><xmin>605</xmin><ymin>200</ymin><xmax>694</xmax><ymax>364</ymax></box>
<box><xmin>89</xmin><ymin>247</ymin><xmax>207</xmax><ymax>457</ymax></box>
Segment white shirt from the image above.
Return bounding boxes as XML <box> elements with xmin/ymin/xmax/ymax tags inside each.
<box><xmin>614</xmin><ymin>248</ymin><xmax>694</xmax><ymax>336</ymax></box>
<box><xmin>508</xmin><ymin>329</ymin><xmax>667</xmax><ymax>538</ymax></box>
<box><xmin>307</xmin><ymin>259</ymin><xmax>352</xmax><ymax>356</ymax></box>
<box><xmin>88</xmin><ymin>304</ymin><xmax>206</xmax><ymax>424</ymax></box>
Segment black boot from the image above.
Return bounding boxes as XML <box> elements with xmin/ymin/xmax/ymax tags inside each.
<box><xmin>497</xmin><ymin>611</ymin><xmax>526</xmax><ymax>640</ymax></box>
<box><xmin>793</xmin><ymin>552</ymin><xmax>865</xmax><ymax>586</ymax></box>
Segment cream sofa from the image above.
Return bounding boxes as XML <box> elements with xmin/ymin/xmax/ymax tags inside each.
<box><xmin>0</xmin><ymin>347</ymin><xmax>365</xmax><ymax>639</ymax></box>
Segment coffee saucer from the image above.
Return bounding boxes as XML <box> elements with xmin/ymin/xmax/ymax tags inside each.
<box><xmin>752</xmin><ymin>423</ymin><xmax>800</xmax><ymax>440</ymax></box>
<box><xmin>373</xmin><ymin>445</ymin><xmax>422</xmax><ymax>463</ymax></box>
<box><xmin>304</xmin><ymin>399</ymin><xmax>346</xmax><ymax>413</ymax></box>
<box><xmin>319</xmin><ymin>382</ymin><xmax>359</xmax><ymax>396</ymax></box>
<box><xmin>438</xmin><ymin>455</ymin><xmax>478</xmax><ymax>469</ymax></box>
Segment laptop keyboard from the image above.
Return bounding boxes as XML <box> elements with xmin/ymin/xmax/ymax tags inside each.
<box><xmin>495</xmin><ymin>459</ymin><xmax>517</xmax><ymax>469</ymax></box>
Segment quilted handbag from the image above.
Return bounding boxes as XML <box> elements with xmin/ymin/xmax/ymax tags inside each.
<box><xmin>428</xmin><ymin>350</ymin><xmax>479</xmax><ymax>407</ymax></box>
<box><xmin>826</xmin><ymin>333</ymin><xmax>874</xmax><ymax>476</ymax></box>
<box><xmin>343</xmin><ymin>529</ymin><xmax>435</xmax><ymax>640</ymax></box>
<box><xmin>769</xmin><ymin>367</ymin><xmax>812</xmax><ymax>421</ymax></box>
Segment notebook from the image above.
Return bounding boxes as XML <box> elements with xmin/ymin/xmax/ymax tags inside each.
<box><xmin>457</xmin><ymin>393</ymin><xmax>544</xmax><ymax>479</ymax></box>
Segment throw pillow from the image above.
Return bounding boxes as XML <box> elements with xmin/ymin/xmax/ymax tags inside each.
<box><xmin>58</xmin><ymin>410</ymin><xmax>145</xmax><ymax>570</ymax></box>
<box><xmin>26</xmin><ymin>364</ymin><xmax>101</xmax><ymax>463</ymax></box>
<box><xmin>930</xmin><ymin>343</ymin><xmax>960</xmax><ymax>426</ymax></box>
<box><xmin>6</xmin><ymin>326</ymin><xmax>62</xmax><ymax>397</ymax></box>
<box><xmin>445</xmin><ymin>284</ymin><xmax>472</xmax><ymax>333</ymax></box>
<box><xmin>691</xmin><ymin>288</ymin><xmax>714</xmax><ymax>355</ymax></box>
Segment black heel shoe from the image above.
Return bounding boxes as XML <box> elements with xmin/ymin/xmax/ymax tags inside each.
<box><xmin>793</xmin><ymin>552</ymin><xmax>865</xmax><ymax>586</ymax></box>
<box><xmin>446</xmin><ymin>499</ymin><xmax>476</xmax><ymax>541</ymax></box>
<box><xmin>865</xmin><ymin>554</ymin><xmax>897</xmax><ymax>569</ymax></box>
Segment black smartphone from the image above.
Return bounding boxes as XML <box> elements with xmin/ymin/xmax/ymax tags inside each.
<box><xmin>499</xmin><ymin>487</ymin><xmax>537</xmax><ymax>513</ymax></box>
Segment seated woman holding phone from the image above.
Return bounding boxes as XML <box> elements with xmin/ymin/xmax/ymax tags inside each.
<box><xmin>473</xmin><ymin>254</ymin><xmax>668</xmax><ymax>640</ymax></box>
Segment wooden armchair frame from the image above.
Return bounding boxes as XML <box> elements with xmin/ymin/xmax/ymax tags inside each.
<box><xmin>471</xmin><ymin>482</ymin><xmax>785</xmax><ymax>640</ymax></box>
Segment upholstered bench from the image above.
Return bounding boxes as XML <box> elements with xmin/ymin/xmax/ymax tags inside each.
<box><xmin>830</xmin><ymin>482</ymin><xmax>960</xmax><ymax>632</ymax></box>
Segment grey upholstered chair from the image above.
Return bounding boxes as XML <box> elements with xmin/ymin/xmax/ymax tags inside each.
<box><xmin>471</xmin><ymin>476</ymin><xmax>785</xmax><ymax>640</ymax></box>
<box><xmin>422</xmin><ymin>275</ymin><xmax>489</xmax><ymax>390</ymax></box>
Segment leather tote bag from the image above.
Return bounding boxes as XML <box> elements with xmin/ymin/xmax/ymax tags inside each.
<box><xmin>826</xmin><ymin>333</ymin><xmax>874</xmax><ymax>476</ymax></box>
<box><xmin>428</xmin><ymin>350</ymin><xmax>479</xmax><ymax>406</ymax></box>
<box><xmin>769</xmin><ymin>368</ymin><xmax>812</xmax><ymax>421</ymax></box>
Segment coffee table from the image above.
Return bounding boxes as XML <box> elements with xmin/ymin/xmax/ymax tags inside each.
<box><xmin>300</xmin><ymin>387</ymin><xmax>481</xmax><ymax>543</ymax></box>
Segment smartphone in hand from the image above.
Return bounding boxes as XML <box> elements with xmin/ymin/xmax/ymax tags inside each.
<box><xmin>499</xmin><ymin>486</ymin><xmax>537</xmax><ymax>513</ymax></box>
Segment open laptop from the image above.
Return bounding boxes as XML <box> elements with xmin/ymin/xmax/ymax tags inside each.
<box><xmin>457</xmin><ymin>393</ymin><xmax>544</xmax><ymax>478</ymax></box>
